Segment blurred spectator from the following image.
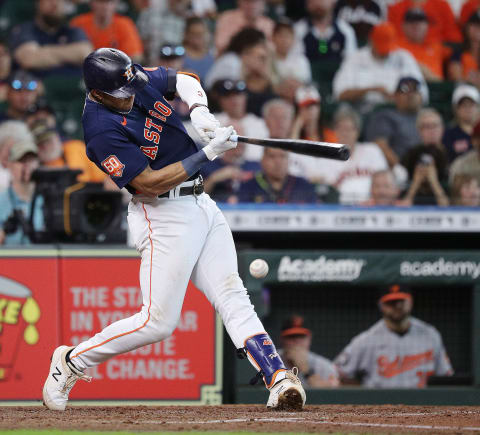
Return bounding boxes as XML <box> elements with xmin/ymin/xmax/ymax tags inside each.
<box><xmin>0</xmin><ymin>133</ymin><xmax>43</xmax><ymax>246</ymax></box>
<box><xmin>401</xmin><ymin>143</ymin><xmax>450</xmax><ymax>206</ymax></box>
<box><xmin>459</xmin><ymin>0</ymin><xmax>480</xmax><ymax>27</ymax></box>
<box><xmin>388</xmin><ymin>0</ymin><xmax>461</xmax><ymax>45</ymax></box>
<box><xmin>137</xmin><ymin>0</ymin><xmax>189</xmax><ymax>64</ymax></box>
<box><xmin>278</xmin><ymin>315</ymin><xmax>339</xmax><ymax>388</ymax></box>
<box><xmin>211</xmin><ymin>79</ymin><xmax>269</xmax><ymax>161</ymax></box>
<box><xmin>31</xmin><ymin>118</ymin><xmax>106</xmax><ymax>182</ymax></box>
<box><xmin>214</xmin><ymin>0</ymin><xmax>274</xmax><ymax>55</ymax></box>
<box><xmin>237</xmin><ymin>147</ymin><xmax>317</xmax><ymax>203</ymax></box>
<box><xmin>294</xmin><ymin>105</ymin><xmax>388</xmax><ymax>203</ymax></box>
<box><xmin>290</xmin><ymin>85</ymin><xmax>337</xmax><ymax>142</ymax></box>
<box><xmin>448</xmin><ymin>11</ymin><xmax>480</xmax><ymax>87</ymax></box>
<box><xmin>362</xmin><ymin>169</ymin><xmax>404</xmax><ymax>206</ymax></box>
<box><xmin>242</xmin><ymin>38</ymin><xmax>277</xmax><ymax>117</ymax></box>
<box><xmin>205</xmin><ymin>27</ymin><xmax>265</xmax><ymax>90</ymax></box>
<box><xmin>9</xmin><ymin>0</ymin><xmax>92</xmax><ymax>77</ymax></box>
<box><xmin>0</xmin><ymin>71</ymin><xmax>41</xmax><ymax>123</ymax></box>
<box><xmin>449</xmin><ymin>119</ymin><xmax>480</xmax><ymax>186</ymax></box>
<box><xmin>70</xmin><ymin>0</ymin><xmax>144</xmax><ymax>63</ymax></box>
<box><xmin>417</xmin><ymin>107</ymin><xmax>445</xmax><ymax>148</ymax></box>
<box><xmin>271</xmin><ymin>19</ymin><xmax>312</xmax><ymax>86</ymax></box>
<box><xmin>201</xmin><ymin>142</ymin><xmax>260</xmax><ymax>202</ymax></box>
<box><xmin>397</xmin><ymin>8</ymin><xmax>450</xmax><ymax>82</ymax></box>
<box><xmin>263</xmin><ymin>98</ymin><xmax>295</xmax><ymax>139</ymax></box>
<box><xmin>333</xmin><ymin>23</ymin><xmax>426</xmax><ymax>114</ymax></box>
<box><xmin>442</xmin><ymin>84</ymin><xmax>480</xmax><ymax>163</ymax></box>
<box><xmin>182</xmin><ymin>17</ymin><xmax>215</xmax><ymax>84</ymax></box>
<box><xmin>335</xmin><ymin>285</ymin><xmax>453</xmax><ymax>388</ymax></box>
<box><xmin>0</xmin><ymin>39</ymin><xmax>12</xmax><ymax>104</ymax></box>
<box><xmin>333</xmin><ymin>0</ymin><xmax>384</xmax><ymax>46</ymax></box>
<box><xmin>364</xmin><ymin>76</ymin><xmax>424</xmax><ymax>167</ymax></box>
<box><xmin>450</xmin><ymin>173</ymin><xmax>480</xmax><ymax>206</ymax></box>
<box><xmin>25</xmin><ymin>98</ymin><xmax>57</xmax><ymax>129</ymax></box>
<box><xmin>293</xmin><ymin>0</ymin><xmax>357</xmax><ymax>63</ymax></box>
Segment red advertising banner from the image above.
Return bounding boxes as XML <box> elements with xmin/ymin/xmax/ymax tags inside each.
<box><xmin>0</xmin><ymin>255</ymin><xmax>59</xmax><ymax>400</ymax></box>
<box><xmin>60</xmin><ymin>255</ymin><xmax>221</xmax><ymax>403</ymax></box>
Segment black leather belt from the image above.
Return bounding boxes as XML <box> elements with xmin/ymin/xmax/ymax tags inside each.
<box><xmin>158</xmin><ymin>177</ymin><xmax>204</xmax><ymax>198</ymax></box>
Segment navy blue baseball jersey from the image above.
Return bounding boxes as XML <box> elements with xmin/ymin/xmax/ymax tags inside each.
<box><xmin>83</xmin><ymin>66</ymin><xmax>198</xmax><ymax>194</ymax></box>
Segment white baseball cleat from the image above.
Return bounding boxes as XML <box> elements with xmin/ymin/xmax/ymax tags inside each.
<box><xmin>42</xmin><ymin>345</ymin><xmax>91</xmax><ymax>411</ymax></box>
<box><xmin>266</xmin><ymin>367</ymin><xmax>306</xmax><ymax>411</ymax></box>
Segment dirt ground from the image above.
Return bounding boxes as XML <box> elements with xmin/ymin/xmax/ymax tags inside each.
<box><xmin>1</xmin><ymin>405</ymin><xmax>479</xmax><ymax>434</ymax></box>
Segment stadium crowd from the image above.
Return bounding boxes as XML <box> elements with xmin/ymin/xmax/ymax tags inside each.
<box><xmin>1</xmin><ymin>0</ymin><xmax>480</xmax><ymax>245</ymax></box>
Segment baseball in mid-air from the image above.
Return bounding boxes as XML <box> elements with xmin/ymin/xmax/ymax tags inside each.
<box><xmin>249</xmin><ymin>259</ymin><xmax>269</xmax><ymax>279</ymax></box>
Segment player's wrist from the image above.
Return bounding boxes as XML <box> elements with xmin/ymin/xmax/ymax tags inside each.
<box><xmin>189</xmin><ymin>103</ymin><xmax>209</xmax><ymax>114</ymax></box>
<box><xmin>202</xmin><ymin>144</ymin><xmax>217</xmax><ymax>161</ymax></box>
<box><xmin>181</xmin><ymin>149</ymin><xmax>211</xmax><ymax>176</ymax></box>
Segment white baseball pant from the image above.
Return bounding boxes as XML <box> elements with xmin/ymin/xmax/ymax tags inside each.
<box><xmin>70</xmin><ymin>191</ymin><xmax>265</xmax><ymax>369</ymax></box>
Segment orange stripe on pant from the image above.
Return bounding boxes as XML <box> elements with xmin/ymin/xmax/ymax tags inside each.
<box><xmin>72</xmin><ymin>203</ymin><xmax>154</xmax><ymax>360</ymax></box>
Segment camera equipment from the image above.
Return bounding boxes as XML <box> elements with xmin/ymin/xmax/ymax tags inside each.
<box><xmin>419</xmin><ymin>153</ymin><xmax>434</xmax><ymax>165</ymax></box>
<box><xmin>3</xmin><ymin>209</ymin><xmax>31</xmax><ymax>236</ymax></box>
<box><xmin>30</xmin><ymin>168</ymin><xmax>126</xmax><ymax>244</ymax></box>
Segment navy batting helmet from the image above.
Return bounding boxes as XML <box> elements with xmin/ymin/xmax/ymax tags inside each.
<box><xmin>83</xmin><ymin>48</ymin><xmax>148</xmax><ymax>98</ymax></box>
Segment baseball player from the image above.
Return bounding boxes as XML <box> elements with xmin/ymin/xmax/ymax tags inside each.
<box><xmin>42</xmin><ymin>48</ymin><xmax>305</xmax><ymax>411</ymax></box>
<box><xmin>334</xmin><ymin>285</ymin><xmax>453</xmax><ymax>388</ymax></box>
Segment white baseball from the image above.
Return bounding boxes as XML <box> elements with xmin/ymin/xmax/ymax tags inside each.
<box><xmin>249</xmin><ymin>259</ymin><xmax>269</xmax><ymax>279</ymax></box>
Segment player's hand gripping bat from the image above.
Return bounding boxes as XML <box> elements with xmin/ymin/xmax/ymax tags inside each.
<box><xmin>229</xmin><ymin>135</ymin><xmax>350</xmax><ymax>161</ymax></box>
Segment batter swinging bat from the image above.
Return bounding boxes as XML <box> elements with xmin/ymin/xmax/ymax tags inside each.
<box><xmin>229</xmin><ymin>135</ymin><xmax>350</xmax><ymax>161</ymax></box>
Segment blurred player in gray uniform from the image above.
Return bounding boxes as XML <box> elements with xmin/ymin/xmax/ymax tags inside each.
<box><xmin>279</xmin><ymin>315</ymin><xmax>339</xmax><ymax>388</ymax></box>
<box><xmin>334</xmin><ymin>285</ymin><xmax>453</xmax><ymax>388</ymax></box>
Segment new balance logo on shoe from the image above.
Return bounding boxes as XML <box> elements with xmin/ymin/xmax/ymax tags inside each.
<box><xmin>52</xmin><ymin>367</ymin><xmax>62</xmax><ymax>382</ymax></box>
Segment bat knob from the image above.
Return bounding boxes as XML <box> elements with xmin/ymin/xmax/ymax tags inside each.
<box><xmin>338</xmin><ymin>147</ymin><xmax>350</xmax><ymax>161</ymax></box>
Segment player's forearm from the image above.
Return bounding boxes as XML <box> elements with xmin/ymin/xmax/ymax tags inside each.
<box><xmin>130</xmin><ymin>162</ymin><xmax>189</xmax><ymax>196</ymax></box>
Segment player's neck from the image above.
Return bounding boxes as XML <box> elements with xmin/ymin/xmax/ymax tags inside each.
<box><xmin>384</xmin><ymin>317</ymin><xmax>411</xmax><ymax>334</ymax></box>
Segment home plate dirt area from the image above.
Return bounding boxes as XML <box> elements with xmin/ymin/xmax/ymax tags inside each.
<box><xmin>1</xmin><ymin>405</ymin><xmax>480</xmax><ymax>434</ymax></box>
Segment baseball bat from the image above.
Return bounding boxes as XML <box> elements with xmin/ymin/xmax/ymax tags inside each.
<box><xmin>229</xmin><ymin>135</ymin><xmax>350</xmax><ymax>161</ymax></box>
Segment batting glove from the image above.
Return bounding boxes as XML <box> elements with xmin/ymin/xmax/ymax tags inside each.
<box><xmin>190</xmin><ymin>105</ymin><xmax>221</xmax><ymax>144</ymax></box>
<box><xmin>202</xmin><ymin>126</ymin><xmax>236</xmax><ymax>160</ymax></box>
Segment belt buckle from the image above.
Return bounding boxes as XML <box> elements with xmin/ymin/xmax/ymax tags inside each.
<box><xmin>193</xmin><ymin>175</ymin><xmax>204</xmax><ymax>197</ymax></box>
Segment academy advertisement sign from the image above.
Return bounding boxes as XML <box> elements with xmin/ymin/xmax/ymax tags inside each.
<box><xmin>400</xmin><ymin>258</ymin><xmax>480</xmax><ymax>279</ymax></box>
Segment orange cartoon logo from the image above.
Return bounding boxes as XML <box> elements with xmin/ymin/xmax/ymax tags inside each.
<box><xmin>0</xmin><ymin>276</ymin><xmax>41</xmax><ymax>381</ymax></box>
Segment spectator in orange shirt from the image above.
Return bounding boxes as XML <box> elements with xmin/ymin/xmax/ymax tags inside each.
<box><xmin>397</xmin><ymin>8</ymin><xmax>450</xmax><ymax>81</ymax></box>
<box><xmin>31</xmin><ymin>118</ymin><xmax>105</xmax><ymax>183</ymax></box>
<box><xmin>388</xmin><ymin>0</ymin><xmax>462</xmax><ymax>44</ymax></box>
<box><xmin>460</xmin><ymin>0</ymin><xmax>480</xmax><ymax>27</ymax></box>
<box><xmin>448</xmin><ymin>11</ymin><xmax>480</xmax><ymax>88</ymax></box>
<box><xmin>215</xmin><ymin>0</ymin><xmax>274</xmax><ymax>55</ymax></box>
<box><xmin>70</xmin><ymin>0</ymin><xmax>143</xmax><ymax>63</ymax></box>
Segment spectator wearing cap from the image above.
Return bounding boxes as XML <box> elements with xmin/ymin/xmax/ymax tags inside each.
<box><xmin>182</xmin><ymin>17</ymin><xmax>215</xmax><ymax>85</ymax></box>
<box><xmin>400</xmin><ymin>108</ymin><xmax>450</xmax><ymax>206</ymax></box>
<box><xmin>333</xmin><ymin>23</ymin><xmax>427</xmax><ymax>114</ymax></box>
<box><xmin>293</xmin><ymin>0</ymin><xmax>357</xmax><ymax>64</ymax></box>
<box><xmin>365</xmin><ymin>76</ymin><xmax>424</xmax><ymax>168</ymax></box>
<box><xmin>0</xmin><ymin>126</ymin><xmax>44</xmax><ymax>245</ymax></box>
<box><xmin>278</xmin><ymin>315</ymin><xmax>339</xmax><ymax>388</ymax></box>
<box><xmin>0</xmin><ymin>71</ymin><xmax>41</xmax><ymax>124</ymax></box>
<box><xmin>237</xmin><ymin>147</ymin><xmax>317</xmax><ymax>203</ymax></box>
<box><xmin>31</xmin><ymin>118</ymin><xmax>106</xmax><ymax>183</ymax></box>
<box><xmin>333</xmin><ymin>0</ymin><xmax>384</xmax><ymax>46</ymax></box>
<box><xmin>448</xmin><ymin>11</ymin><xmax>480</xmax><ymax>87</ymax></box>
<box><xmin>210</xmin><ymin>79</ymin><xmax>269</xmax><ymax>161</ymax></box>
<box><xmin>9</xmin><ymin>0</ymin><xmax>92</xmax><ymax>77</ymax></box>
<box><xmin>297</xmin><ymin>104</ymin><xmax>388</xmax><ymax>203</ymax></box>
<box><xmin>397</xmin><ymin>8</ymin><xmax>451</xmax><ymax>82</ymax></box>
<box><xmin>137</xmin><ymin>0</ymin><xmax>188</xmax><ymax>64</ymax></box>
<box><xmin>335</xmin><ymin>285</ymin><xmax>453</xmax><ymax>388</ymax></box>
<box><xmin>214</xmin><ymin>0</ymin><xmax>274</xmax><ymax>55</ymax></box>
<box><xmin>450</xmin><ymin>173</ymin><xmax>480</xmax><ymax>206</ymax></box>
<box><xmin>388</xmin><ymin>0</ymin><xmax>461</xmax><ymax>45</ymax></box>
<box><xmin>449</xmin><ymin>119</ymin><xmax>480</xmax><ymax>187</ymax></box>
<box><xmin>70</xmin><ymin>0</ymin><xmax>144</xmax><ymax>63</ymax></box>
<box><xmin>154</xmin><ymin>44</ymin><xmax>186</xmax><ymax>70</ymax></box>
<box><xmin>443</xmin><ymin>85</ymin><xmax>480</xmax><ymax>163</ymax></box>
<box><xmin>271</xmin><ymin>19</ymin><xmax>312</xmax><ymax>87</ymax></box>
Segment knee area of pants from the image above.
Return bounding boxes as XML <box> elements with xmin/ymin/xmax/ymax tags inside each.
<box><xmin>146</xmin><ymin>309</ymin><xmax>177</xmax><ymax>341</ymax></box>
